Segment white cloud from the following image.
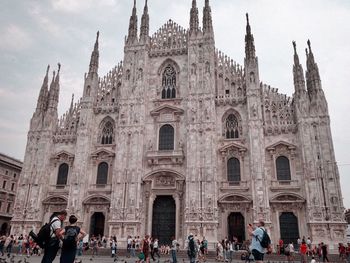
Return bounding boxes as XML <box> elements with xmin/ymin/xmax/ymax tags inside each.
<box><xmin>51</xmin><ymin>0</ymin><xmax>116</xmax><ymax>13</ymax></box>
<box><xmin>0</xmin><ymin>24</ymin><xmax>33</xmax><ymax>51</ymax></box>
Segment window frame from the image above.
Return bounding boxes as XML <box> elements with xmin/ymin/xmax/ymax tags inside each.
<box><xmin>158</xmin><ymin>124</ymin><xmax>175</xmax><ymax>151</ymax></box>
<box><xmin>276</xmin><ymin>156</ymin><xmax>291</xmax><ymax>181</ymax></box>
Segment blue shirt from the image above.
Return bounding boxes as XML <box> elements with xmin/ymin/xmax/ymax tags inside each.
<box><xmin>251</xmin><ymin>227</ymin><xmax>265</xmax><ymax>253</ymax></box>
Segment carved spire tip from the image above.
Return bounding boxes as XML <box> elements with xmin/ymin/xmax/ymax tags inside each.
<box><xmin>246</xmin><ymin>13</ymin><xmax>249</xmax><ymax>24</ymax></box>
<box><xmin>46</xmin><ymin>65</ymin><xmax>50</xmax><ymax>75</ymax></box>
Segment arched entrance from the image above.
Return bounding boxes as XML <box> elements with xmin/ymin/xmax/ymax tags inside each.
<box><xmin>228</xmin><ymin>212</ymin><xmax>245</xmax><ymax>243</ymax></box>
<box><xmin>0</xmin><ymin>223</ymin><xmax>8</xmax><ymax>235</ymax></box>
<box><xmin>152</xmin><ymin>196</ymin><xmax>176</xmax><ymax>245</ymax></box>
<box><xmin>279</xmin><ymin>212</ymin><xmax>299</xmax><ymax>244</ymax></box>
<box><xmin>90</xmin><ymin>212</ymin><xmax>105</xmax><ymax>237</ymax></box>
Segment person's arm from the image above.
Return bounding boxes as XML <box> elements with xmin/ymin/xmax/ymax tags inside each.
<box><xmin>247</xmin><ymin>224</ymin><xmax>255</xmax><ymax>237</ymax></box>
<box><xmin>79</xmin><ymin>229</ymin><xmax>87</xmax><ymax>240</ymax></box>
<box><xmin>58</xmin><ymin>228</ymin><xmax>65</xmax><ymax>238</ymax></box>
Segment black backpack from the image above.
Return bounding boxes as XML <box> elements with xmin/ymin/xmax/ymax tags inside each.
<box><xmin>63</xmin><ymin>226</ymin><xmax>79</xmax><ymax>248</ymax></box>
<box><xmin>187</xmin><ymin>238</ymin><xmax>196</xmax><ymax>257</ymax></box>
<box><xmin>34</xmin><ymin>218</ymin><xmax>59</xmax><ymax>248</ymax></box>
<box><xmin>258</xmin><ymin>228</ymin><xmax>271</xmax><ymax>249</ymax></box>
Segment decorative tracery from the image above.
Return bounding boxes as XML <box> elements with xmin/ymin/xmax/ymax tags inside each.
<box><xmin>225</xmin><ymin>114</ymin><xmax>239</xmax><ymax>139</ymax></box>
<box><xmin>162</xmin><ymin>65</ymin><xmax>176</xmax><ymax>99</ymax></box>
<box><xmin>100</xmin><ymin>121</ymin><xmax>114</xmax><ymax>145</ymax></box>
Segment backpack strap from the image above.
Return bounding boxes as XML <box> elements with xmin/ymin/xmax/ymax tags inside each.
<box><xmin>49</xmin><ymin>218</ymin><xmax>60</xmax><ymax>237</ymax></box>
<box><xmin>255</xmin><ymin>227</ymin><xmax>265</xmax><ymax>242</ymax></box>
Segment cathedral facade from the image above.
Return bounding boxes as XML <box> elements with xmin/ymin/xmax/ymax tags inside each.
<box><xmin>12</xmin><ymin>0</ymin><xmax>347</xmax><ymax>247</ymax></box>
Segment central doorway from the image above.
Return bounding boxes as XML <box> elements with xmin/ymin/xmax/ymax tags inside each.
<box><xmin>228</xmin><ymin>212</ymin><xmax>245</xmax><ymax>243</ymax></box>
<box><xmin>90</xmin><ymin>212</ymin><xmax>105</xmax><ymax>237</ymax></box>
<box><xmin>152</xmin><ymin>196</ymin><xmax>176</xmax><ymax>245</ymax></box>
<box><xmin>280</xmin><ymin>212</ymin><xmax>299</xmax><ymax>244</ymax></box>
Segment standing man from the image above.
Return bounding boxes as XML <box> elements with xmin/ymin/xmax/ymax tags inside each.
<box><xmin>41</xmin><ymin>210</ymin><xmax>67</xmax><ymax>263</ymax></box>
<box><xmin>247</xmin><ymin>220</ymin><xmax>266</xmax><ymax>263</ymax></box>
<box><xmin>187</xmin><ymin>234</ymin><xmax>196</xmax><ymax>263</ymax></box>
<box><xmin>170</xmin><ymin>236</ymin><xmax>178</xmax><ymax>263</ymax></box>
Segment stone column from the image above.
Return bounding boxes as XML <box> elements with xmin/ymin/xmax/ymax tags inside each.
<box><xmin>147</xmin><ymin>194</ymin><xmax>155</xmax><ymax>235</ymax></box>
<box><xmin>173</xmin><ymin>193</ymin><xmax>180</xmax><ymax>240</ymax></box>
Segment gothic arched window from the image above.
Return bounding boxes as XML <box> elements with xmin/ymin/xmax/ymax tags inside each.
<box><xmin>227</xmin><ymin>158</ymin><xmax>241</xmax><ymax>183</ymax></box>
<box><xmin>226</xmin><ymin>114</ymin><xmax>239</xmax><ymax>139</ymax></box>
<box><xmin>96</xmin><ymin>162</ymin><xmax>108</xmax><ymax>185</ymax></box>
<box><xmin>101</xmin><ymin>121</ymin><xmax>114</xmax><ymax>145</ymax></box>
<box><xmin>276</xmin><ymin>156</ymin><xmax>291</xmax><ymax>181</ymax></box>
<box><xmin>159</xmin><ymin>124</ymin><xmax>174</xmax><ymax>151</ymax></box>
<box><xmin>57</xmin><ymin>163</ymin><xmax>69</xmax><ymax>185</ymax></box>
<box><xmin>162</xmin><ymin>65</ymin><xmax>176</xmax><ymax>99</ymax></box>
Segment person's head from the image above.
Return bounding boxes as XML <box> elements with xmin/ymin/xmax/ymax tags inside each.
<box><xmin>312</xmin><ymin>256</ymin><xmax>315</xmax><ymax>259</ymax></box>
<box><xmin>69</xmin><ymin>215</ymin><xmax>78</xmax><ymax>224</ymax></box>
<box><xmin>258</xmin><ymin>219</ymin><xmax>265</xmax><ymax>227</ymax></box>
<box><xmin>57</xmin><ymin>210</ymin><xmax>67</xmax><ymax>221</ymax></box>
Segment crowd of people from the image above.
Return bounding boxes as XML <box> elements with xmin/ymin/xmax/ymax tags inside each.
<box><xmin>1</xmin><ymin>215</ymin><xmax>350</xmax><ymax>263</ymax></box>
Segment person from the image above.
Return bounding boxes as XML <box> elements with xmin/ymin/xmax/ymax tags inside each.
<box><xmin>288</xmin><ymin>242</ymin><xmax>295</xmax><ymax>262</ymax></box>
<box><xmin>171</xmin><ymin>236</ymin><xmax>178</xmax><ymax>263</ymax></box>
<box><xmin>311</xmin><ymin>256</ymin><xmax>316</xmax><ymax>263</ymax></box>
<box><xmin>59</xmin><ymin>215</ymin><xmax>86</xmax><ymax>263</ymax></box>
<box><xmin>321</xmin><ymin>242</ymin><xmax>329</xmax><ymax>262</ymax></box>
<box><xmin>187</xmin><ymin>234</ymin><xmax>196</xmax><ymax>263</ymax></box>
<box><xmin>346</xmin><ymin>242</ymin><xmax>350</xmax><ymax>263</ymax></box>
<box><xmin>339</xmin><ymin>243</ymin><xmax>346</xmax><ymax>261</ymax></box>
<box><xmin>5</xmin><ymin>234</ymin><xmax>13</xmax><ymax>255</ymax></box>
<box><xmin>247</xmin><ymin>220</ymin><xmax>267</xmax><ymax>263</ymax></box>
<box><xmin>90</xmin><ymin>236</ymin><xmax>98</xmax><ymax>258</ymax></box>
<box><xmin>41</xmin><ymin>210</ymin><xmax>67</xmax><ymax>263</ymax></box>
<box><xmin>110</xmin><ymin>237</ymin><xmax>117</xmax><ymax>258</ymax></box>
<box><xmin>0</xmin><ymin>234</ymin><xmax>6</xmax><ymax>256</ymax></box>
<box><xmin>141</xmin><ymin>235</ymin><xmax>150</xmax><ymax>263</ymax></box>
<box><xmin>300</xmin><ymin>241</ymin><xmax>308</xmax><ymax>263</ymax></box>
<box><xmin>153</xmin><ymin>238</ymin><xmax>160</xmax><ymax>260</ymax></box>
<box><xmin>76</xmin><ymin>239</ymin><xmax>84</xmax><ymax>257</ymax></box>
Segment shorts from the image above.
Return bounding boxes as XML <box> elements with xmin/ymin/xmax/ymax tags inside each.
<box><xmin>252</xmin><ymin>249</ymin><xmax>264</xmax><ymax>261</ymax></box>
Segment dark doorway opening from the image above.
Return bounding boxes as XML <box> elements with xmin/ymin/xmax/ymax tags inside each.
<box><xmin>152</xmin><ymin>196</ymin><xmax>176</xmax><ymax>245</ymax></box>
<box><xmin>228</xmin><ymin>212</ymin><xmax>245</xmax><ymax>243</ymax></box>
<box><xmin>279</xmin><ymin>212</ymin><xmax>299</xmax><ymax>244</ymax></box>
<box><xmin>90</xmin><ymin>212</ymin><xmax>105</xmax><ymax>238</ymax></box>
<box><xmin>0</xmin><ymin>223</ymin><xmax>8</xmax><ymax>235</ymax></box>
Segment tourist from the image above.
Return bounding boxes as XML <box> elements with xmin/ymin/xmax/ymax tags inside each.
<box><xmin>297</xmin><ymin>237</ymin><xmax>302</xmax><ymax>252</ymax></box>
<box><xmin>4</xmin><ymin>234</ymin><xmax>13</xmax><ymax>255</ymax></box>
<box><xmin>247</xmin><ymin>220</ymin><xmax>267</xmax><ymax>263</ymax></box>
<box><xmin>346</xmin><ymin>243</ymin><xmax>350</xmax><ymax>263</ymax></box>
<box><xmin>127</xmin><ymin>235</ymin><xmax>132</xmax><ymax>257</ymax></box>
<box><xmin>59</xmin><ymin>215</ymin><xmax>86</xmax><ymax>263</ymax></box>
<box><xmin>287</xmin><ymin>242</ymin><xmax>295</xmax><ymax>262</ymax></box>
<box><xmin>228</xmin><ymin>240</ymin><xmax>234</xmax><ymax>263</ymax></box>
<box><xmin>141</xmin><ymin>235</ymin><xmax>150</xmax><ymax>263</ymax></box>
<box><xmin>300</xmin><ymin>241</ymin><xmax>308</xmax><ymax>263</ymax></box>
<box><xmin>170</xmin><ymin>236</ymin><xmax>178</xmax><ymax>263</ymax></box>
<box><xmin>0</xmin><ymin>233</ymin><xmax>6</xmax><ymax>256</ymax></box>
<box><xmin>278</xmin><ymin>238</ymin><xmax>284</xmax><ymax>255</ymax></box>
<box><xmin>150</xmin><ymin>237</ymin><xmax>155</xmax><ymax>261</ymax></box>
<box><xmin>187</xmin><ymin>234</ymin><xmax>196</xmax><ymax>263</ymax></box>
<box><xmin>110</xmin><ymin>236</ymin><xmax>117</xmax><ymax>258</ymax></box>
<box><xmin>90</xmin><ymin>236</ymin><xmax>98</xmax><ymax>258</ymax></box>
<box><xmin>17</xmin><ymin>235</ymin><xmax>23</xmax><ymax>255</ymax></box>
<box><xmin>311</xmin><ymin>256</ymin><xmax>316</xmax><ymax>263</ymax></box>
<box><xmin>131</xmin><ymin>236</ymin><xmax>136</xmax><ymax>257</ymax></box>
<box><xmin>76</xmin><ymin>239</ymin><xmax>84</xmax><ymax>257</ymax></box>
<box><xmin>216</xmin><ymin>241</ymin><xmax>224</xmax><ymax>261</ymax></box>
<box><xmin>203</xmin><ymin>237</ymin><xmax>208</xmax><ymax>255</ymax></box>
<box><xmin>41</xmin><ymin>210</ymin><xmax>67</xmax><ymax>263</ymax></box>
<box><xmin>321</xmin><ymin>242</ymin><xmax>329</xmax><ymax>262</ymax></box>
<box><xmin>339</xmin><ymin>243</ymin><xmax>347</xmax><ymax>261</ymax></box>
<box><xmin>306</xmin><ymin>237</ymin><xmax>312</xmax><ymax>256</ymax></box>
<box><xmin>153</xmin><ymin>238</ymin><xmax>160</xmax><ymax>260</ymax></box>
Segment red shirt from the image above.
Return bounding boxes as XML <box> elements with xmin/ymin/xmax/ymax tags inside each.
<box><xmin>300</xmin><ymin>244</ymin><xmax>308</xmax><ymax>255</ymax></box>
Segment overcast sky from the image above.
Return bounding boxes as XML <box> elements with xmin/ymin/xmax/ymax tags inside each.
<box><xmin>0</xmin><ymin>0</ymin><xmax>349</xmax><ymax>207</ymax></box>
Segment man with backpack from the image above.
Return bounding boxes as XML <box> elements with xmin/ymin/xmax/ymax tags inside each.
<box><xmin>187</xmin><ymin>234</ymin><xmax>197</xmax><ymax>263</ymax></box>
<box><xmin>41</xmin><ymin>210</ymin><xmax>67</xmax><ymax>263</ymax></box>
<box><xmin>248</xmin><ymin>220</ymin><xmax>271</xmax><ymax>263</ymax></box>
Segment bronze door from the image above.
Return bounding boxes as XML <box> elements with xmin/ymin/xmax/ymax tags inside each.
<box><xmin>152</xmin><ymin>196</ymin><xmax>176</xmax><ymax>245</ymax></box>
<box><xmin>228</xmin><ymin>212</ymin><xmax>245</xmax><ymax>242</ymax></box>
<box><xmin>279</xmin><ymin>212</ymin><xmax>299</xmax><ymax>244</ymax></box>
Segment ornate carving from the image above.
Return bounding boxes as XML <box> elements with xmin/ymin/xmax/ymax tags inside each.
<box><xmin>155</xmin><ymin>175</ymin><xmax>175</xmax><ymax>187</ymax></box>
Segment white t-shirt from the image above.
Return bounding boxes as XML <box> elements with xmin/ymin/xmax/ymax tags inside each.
<box><xmin>50</xmin><ymin>216</ymin><xmax>62</xmax><ymax>238</ymax></box>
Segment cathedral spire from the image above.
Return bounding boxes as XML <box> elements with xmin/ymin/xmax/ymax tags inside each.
<box><xmin>203</xmin><ymin>0</ymin><xmax>213</xmax><ymax>34</ymax></box>
<box><xmin>69</xmin><ymin>93</ymin><xmax>74</xmax><ymax>114</ymax></box>
<box><xmin>292</xmin><ymin>41</ymin><xmax>306</xmax><ymax>94</ymax></box>
<box><xmin>36</xmin><ymin>65</ymin><xmax>50</xmax><ymax>112</ymax></box>
<box><xmin>189</xmin><ymin>0</ymin><xmax>199</xmax><ymax>35</ymax></box>
<box><xmin>245</xmin><ymin>13</ymin><xmax>256</xmax><ymax>61</ymax></box>
<box><xmin>305</xmin><ymin>39</ymin><xmax>322</xmax><ymax>96</ymax></box>
<box><xmin>140</xmin><ymin>0</ymin><xmax>149</xmax><ymax>42</ymax></box>
<box><xmin>88</xmin><ymin>32</ymin><xmax>99</xmax><ymax>76</ymax></box>
<box><xmin>47</xmin><ymin>64</ymin><xmax>59</xmax><ymax>111</ymax></box>
<box><xmin>127</xmin><ymin>0</ymin><xmax>138</xmax><ymax>44</ymax></box>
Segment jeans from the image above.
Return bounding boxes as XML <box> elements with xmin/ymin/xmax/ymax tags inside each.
<box><xmin>171</xmin><ymin>249</ymin><xmax>177</xmax><ymax>263</ymax></box>
<box><xmin>41</xmin><ymin>239</ymin><xmax>60</xmax><ymax>263</ymax></box>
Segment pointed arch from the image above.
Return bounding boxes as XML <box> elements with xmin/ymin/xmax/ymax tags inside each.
<box><xmin>158</xmin><ymin>59</ymin><xmax>180</xmax><ymax>99</ymax></box>
<box><xmin>98</xmin><ymin>117</ymin><xmax>115</xmax><ymax>145</ymax></box>
<box><xmin>222</xmin><ymin>109</ymin><xmax>242</xmax><ymax>139</ymax></box>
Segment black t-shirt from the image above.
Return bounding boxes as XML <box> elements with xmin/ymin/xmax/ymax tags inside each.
<box><xmin>62</xmin><ymin>226</ymin><xmax>80</xmax><ymax>250</ymax></box>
